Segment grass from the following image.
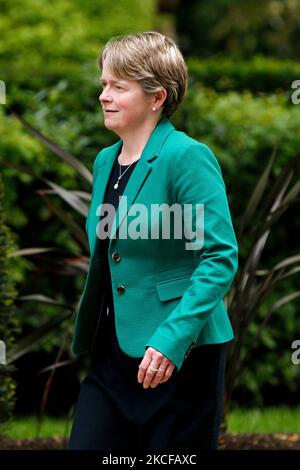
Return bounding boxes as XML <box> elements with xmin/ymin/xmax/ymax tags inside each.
<box><xmin>2</xmin><ymin>415</ymin><xmax>72</xmax><ymax>440</ymax></box>
<box><xmin>2</xmin><ymin>406</ymin><xmax>300</xmax><ymax>439</ymax></box>
<box><xmin>227</xmin><ymin>406</ymin><xmax>300</xmax><ymax>433</ymax></box>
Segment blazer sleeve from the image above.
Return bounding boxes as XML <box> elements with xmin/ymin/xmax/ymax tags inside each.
<box><xmin>145</xmin><ymin>143</ymin><xmax>239</xmax><ymax>371</ymax></box>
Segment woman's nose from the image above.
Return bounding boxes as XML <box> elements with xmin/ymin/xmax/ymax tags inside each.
<box><xmin>99</xmin><ymin>88</ymin><xmax>111</xmax><ymax>103</ymax></box>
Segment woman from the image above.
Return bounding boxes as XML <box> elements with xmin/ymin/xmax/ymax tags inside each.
<box><xmin>68</xmin><ymin>31</ymin><xmax>238</xmax><ymax>451</ymax></box>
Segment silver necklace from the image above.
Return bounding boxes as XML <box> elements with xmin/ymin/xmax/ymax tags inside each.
<box><xmin>113</xmin><ymin>158</ymin><xmax>138</xmax><ymax>190</ymax></box>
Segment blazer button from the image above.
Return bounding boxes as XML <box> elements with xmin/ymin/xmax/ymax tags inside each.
<box><xmin>112</xmin><ymin>252</ymin><xmax>121</xmax><ymax>262</ymax></box>
<box><xmin>117</xmin><ymin>285</ymin><xmax>125</xmax><ymax>294</ymax></box>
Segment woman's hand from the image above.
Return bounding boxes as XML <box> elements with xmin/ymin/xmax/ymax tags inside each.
<box><xmin>137</xmin><ymin>347</ymin><xmax>176</xmax><ymax>388</ymax></box>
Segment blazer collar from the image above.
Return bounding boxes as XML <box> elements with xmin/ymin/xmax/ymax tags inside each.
<box><xmin>89</xmin><ymin>116</ymin><xmax>175</xmax><ymax>256</ymax></box>
<box><xmin>100</xmin><ymin>115</ymin><xmax>175</xmax><ymax>166</ymax></box>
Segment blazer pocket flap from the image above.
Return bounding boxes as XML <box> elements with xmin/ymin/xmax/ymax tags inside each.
<box><xmin>155</xmin><ymin>275</ymin><xmax>191</xmax><ymax>302</ymax></box>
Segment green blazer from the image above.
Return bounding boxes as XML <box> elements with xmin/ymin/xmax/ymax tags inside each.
<box><xmin>71</xmin><ymin>116</ymin><xmax>238</xmax><ymax>371</ymax></box>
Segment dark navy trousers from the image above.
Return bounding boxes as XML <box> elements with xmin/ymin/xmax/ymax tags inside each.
<box><xmin>68</xmin><ymin>298</ymin><xmax>227</xmax><ymax>451</ymax></box>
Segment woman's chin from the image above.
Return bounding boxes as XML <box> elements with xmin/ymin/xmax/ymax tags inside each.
<box><xmin>103</xmin><ymin>119</ymin><xmax>117</xmax><ymax>130</ymax></box>
<box><xmin>103</xmin><ymin>119</ymin><xmax>124</xmax><ymax>134</ymax></box>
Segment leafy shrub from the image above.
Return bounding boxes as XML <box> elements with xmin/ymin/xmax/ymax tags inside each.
<box><xmin>0</xmin><ymin>175</ymin><xmax>20</xmax><ymax>434</ymax></box>
<box><xmin>187</xmin><ymin>56</ymin><xmax>300</xmax><ymax>93</ymax></box>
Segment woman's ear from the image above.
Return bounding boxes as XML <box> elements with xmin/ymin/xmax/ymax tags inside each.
<box><xmin>153</xmin><ymin>88</ymin><xmax>167</xmax><ymax>111</ymax></box>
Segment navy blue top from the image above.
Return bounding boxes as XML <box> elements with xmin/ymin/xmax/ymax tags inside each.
<box><xmin>95</xmin><ymin>156</ymin><xmax>139</xmax><ymax>353</ymax></box>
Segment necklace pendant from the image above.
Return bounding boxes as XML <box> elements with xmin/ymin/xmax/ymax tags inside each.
<box><xmin>114</xmin><ymin>182</ymin><xmax>119</xmax><ymax>190</ymax></box>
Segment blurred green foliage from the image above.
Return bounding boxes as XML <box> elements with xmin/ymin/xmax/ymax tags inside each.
<box><xmin>1</xmin><ymin>0</ymin><xmax>156</xmax><ymax>87</ymax></box>
<box><xmin>0</xmin><ymin>175</ymin><xmax>21</xmax><ymax>433</ymax></box>
<box><xmin>187</xmin><ymin>55</ymin><xmax>300</xmax><ymax>93</ymax></box>
<box><xmin>0</xmin><ymin>0</ymin><xmax>299</xmax><ymax>410</ymax></box>
<box><xmin>177</xmin><ymin>0</ymin><xmax>300</xmax><ymax>59</ymax></box>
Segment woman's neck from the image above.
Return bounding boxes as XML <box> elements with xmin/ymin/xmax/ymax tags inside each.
<box><xmin>117</xmin><ymin>117</ymin><xmax>161</xmax><ymax>165</ymax></box>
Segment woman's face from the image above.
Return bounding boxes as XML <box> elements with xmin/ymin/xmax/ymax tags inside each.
<box><xmin>99</xmin><ymin>59</ymin><xmax>155</xmax><ymax>135</ymax></box>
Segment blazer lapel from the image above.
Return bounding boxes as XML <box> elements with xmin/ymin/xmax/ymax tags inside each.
<box><xmin>89</xmin><ymin>116</ymin><xmax>175</xmax><ymax>256</ymax></box>
<box><xmin>108</xmin><ymin>158</ymin><xmax>152</xmax><ymax>246</ymax></box>
<box><xmin>87</xmin><ymin>140</ymin><xmax>121</xmax><ymax>257</ymax></box>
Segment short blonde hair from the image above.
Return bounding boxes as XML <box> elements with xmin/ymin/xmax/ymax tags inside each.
<box><xmin>98</xmin><ymin>31</ymin><xmax>188</xmax><ymax>118</ymax></box>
